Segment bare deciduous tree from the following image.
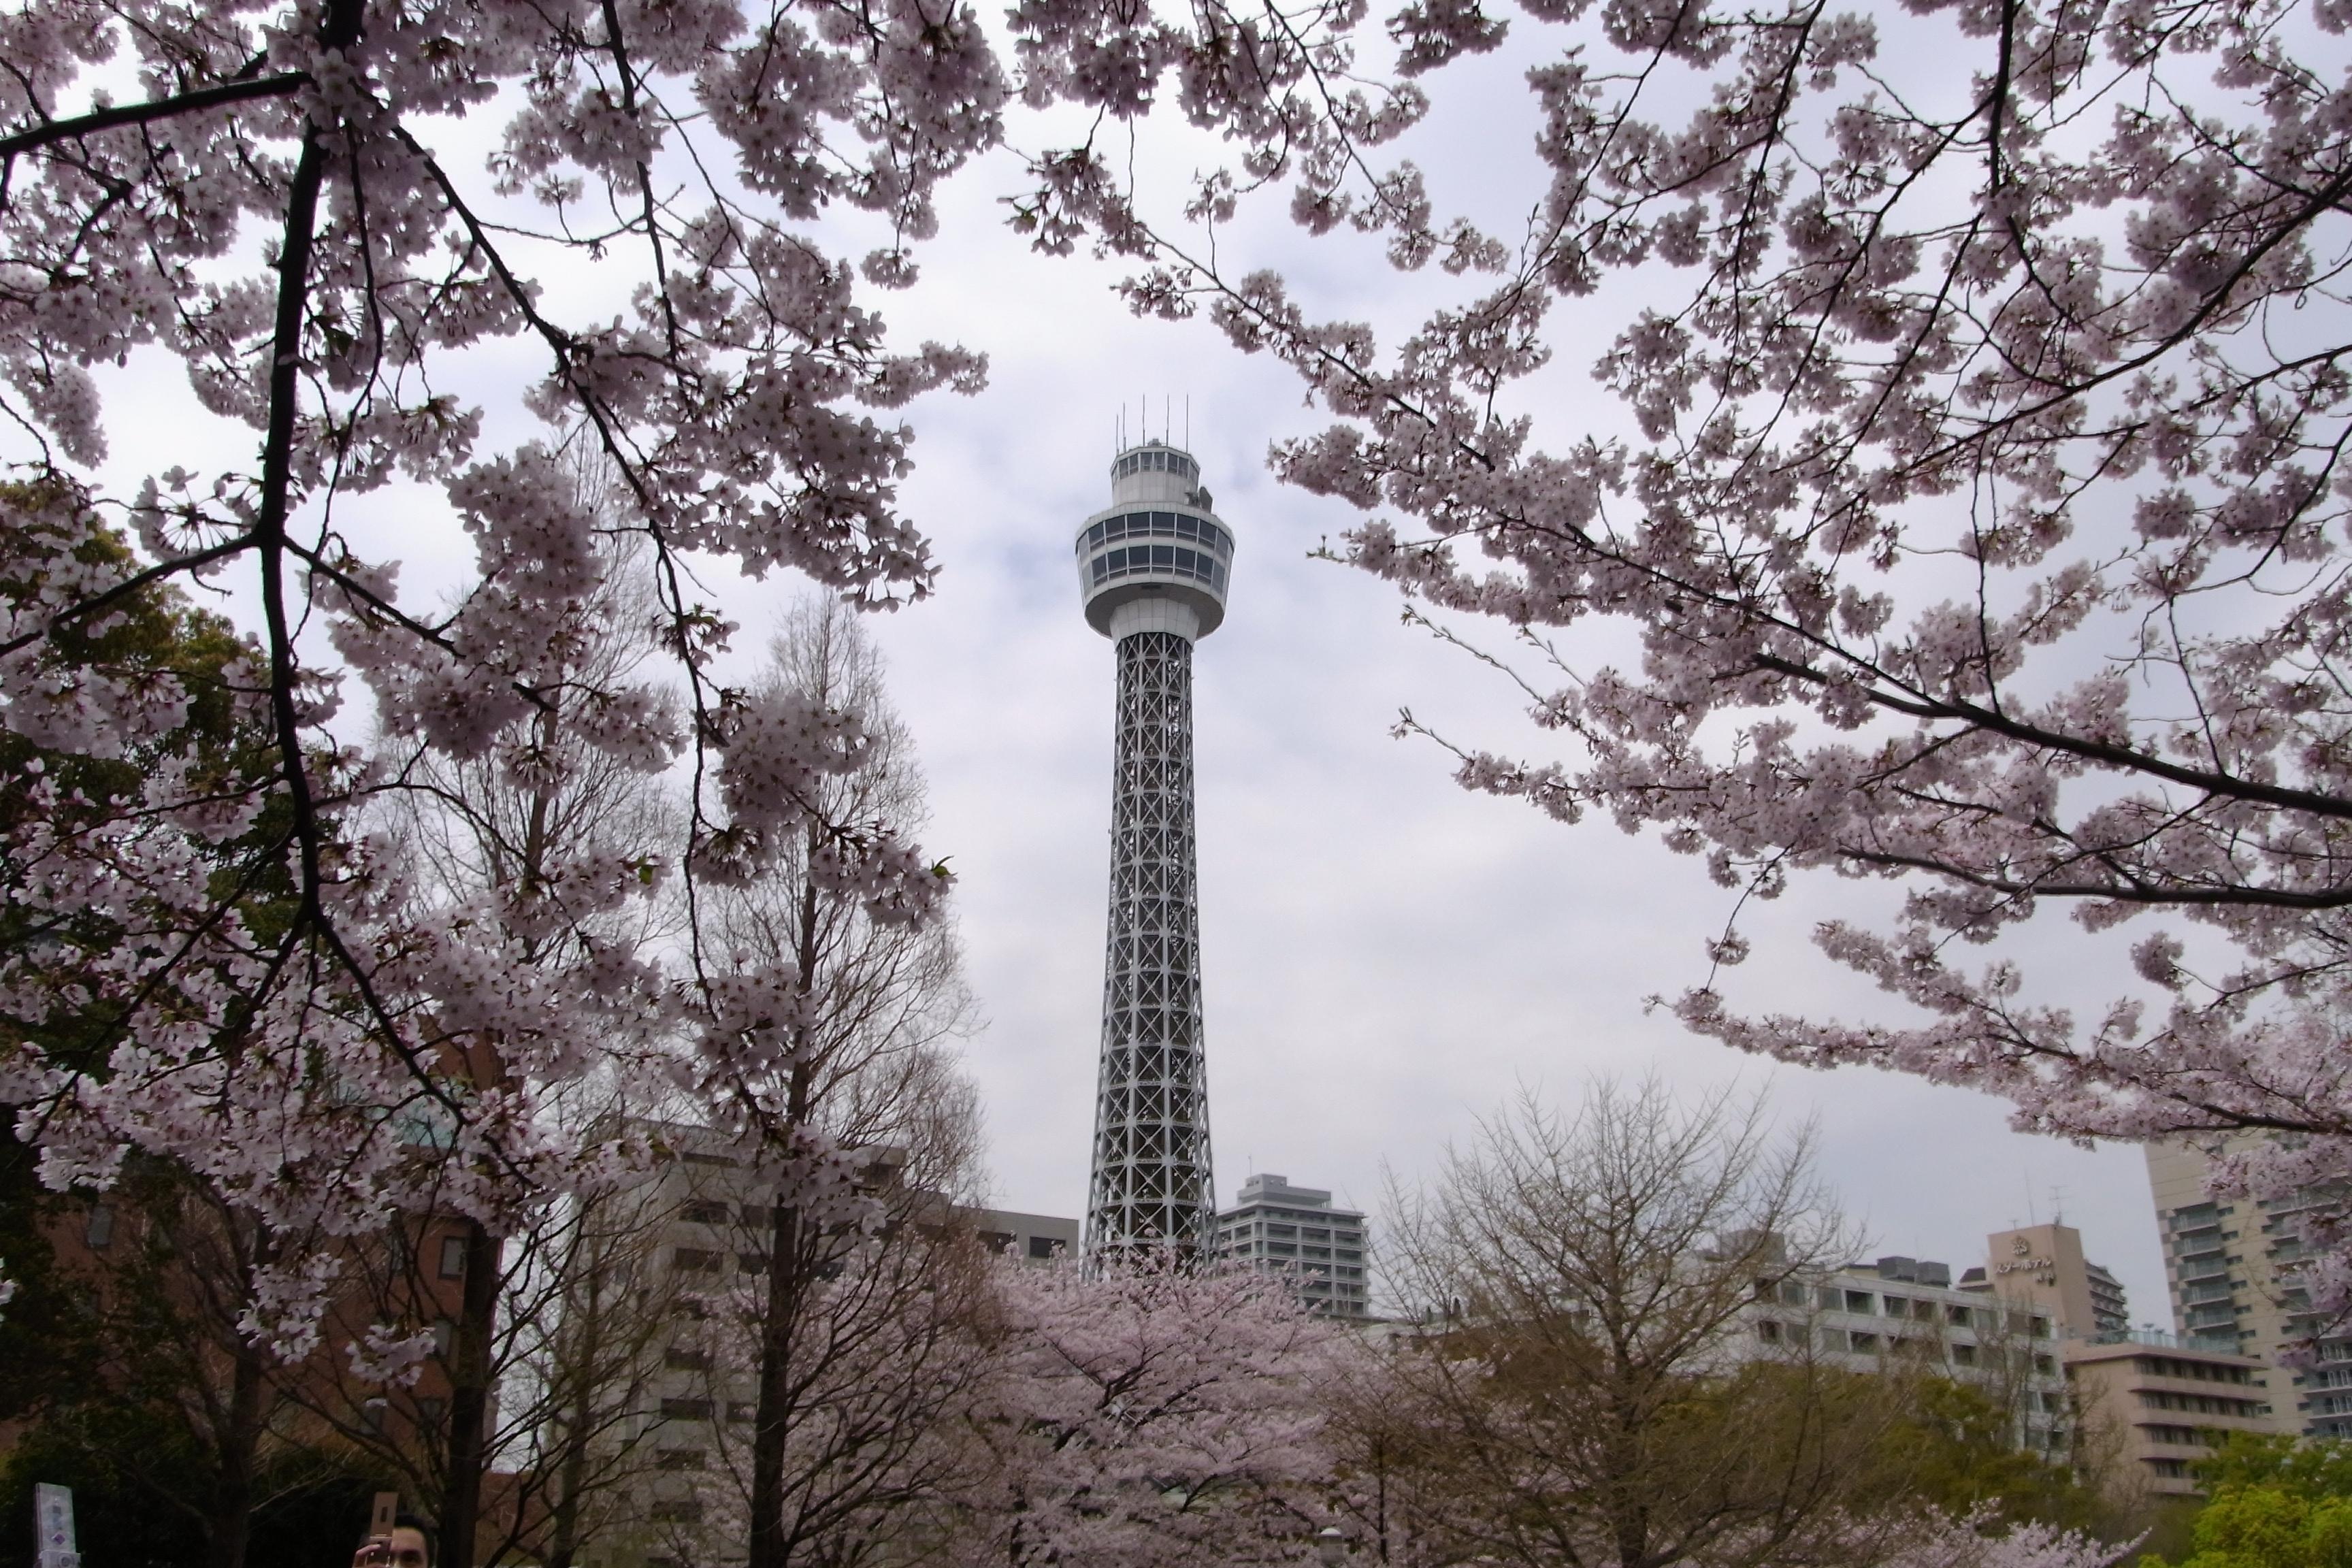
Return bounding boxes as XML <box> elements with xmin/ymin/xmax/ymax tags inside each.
<box><xmin>691</xmin><ymin>595</ymin><xmax>981</xmax><ymax>1568</ymax></box>
<box><xmin>647</xmin><ymin>1062</ymin><xmax>998</xmax><ymax>1568</ymax></box>
<box><xmin>1352</xmin><ymin>1079</ymin><xmax>1896</xmax><ymax>1568</ymax></box>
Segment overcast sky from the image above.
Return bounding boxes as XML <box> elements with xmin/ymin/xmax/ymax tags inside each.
<box><xmin>46</xmin><ymin>21</ymin><xmax>2183</xmax><ymax>1324</ymax></box>
<box><xmin>815</xmin><ymin>116</ymin><xmax>2180</xmax><ymax>1320</ymax></box>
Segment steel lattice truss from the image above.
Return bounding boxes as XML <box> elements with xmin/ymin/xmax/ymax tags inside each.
<box><xmin>1085</xmin><ymin>630</ymin><xmax>1214</xmax><ymax>1258</ymax></box>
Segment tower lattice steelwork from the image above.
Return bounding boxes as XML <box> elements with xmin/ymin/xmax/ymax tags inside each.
<box><xmin>1074</xmin><ymin>438</ymin><xmax>1235</xmax><ymax>1260</ymax></box>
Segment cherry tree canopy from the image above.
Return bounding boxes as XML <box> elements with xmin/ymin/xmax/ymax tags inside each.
<box><xmin>0</xmin><ymin>0</ymin><xmax>1405</xmax><ymax>1358</ymax></box>
<box><xmin>1032</xmin><ymin>0</ymin><xmax>2352</xmax><ymax>1326</ymax></box>
<box><xmin>964</xmin><ymin>1256</ymin><xmax>1344</xmax><ymax>1568</ymax></box>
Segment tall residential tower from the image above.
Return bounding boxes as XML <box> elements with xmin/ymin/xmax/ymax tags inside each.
<box><xmin>1075</xmin><ymin>439</ymin><xmax>1235</xmax><ymax>1258</ymax></box>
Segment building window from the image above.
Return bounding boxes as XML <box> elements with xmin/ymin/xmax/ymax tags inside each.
<box><xmin>84</xmin><ymin>1205</ymin><xmax>115</xmax><ymax>1250</ymax></box>
<box><xmin>674</xmin><ymin>1247</ymin><xmax>722</xmax><ymax>1273</ymax></box>
<box><xmin>684</xmin><ymin>1202</ymin><xmax>731</xmax><ymax>1225</ymax></box>
<box><xmin>1946</xmin><ymin>1305</ymin><xmax>1973</xmax><ymax>1328</ymax></box>
<box><xmin>979</xmin><ymin>1230</ymin><xmax>1015</xmax><ymax>1252</ymax></box>
<box><xmin>658</xmin><ymin>1448</ymin><xmax>707</xmax><ymax>1471</ymax></box>
<box><xmin>438</xmin><ymin>1235</ymin><xmax>468</xmax><ymax>1279</ymax></box>
<box><xmin>2034</xmin><ymin>1354</ymin><xmax>2057</xmax><ymax>1376</ymax></box>
<box><xmin>1850</xmin><ymin>1332</ymin><xmax>1879</xmax><ymax>1353</ymax></box>
<box><xmin>739</xmin><ymin>1253</ymin><xmax>769</xmax><ymax>1274</ymax></box>
<box><xmin>1758</xmin><ymin>1319</ymin><xmax>1784</xmax><ymax>1343</ymax></box>
<box><xmin>416</xmin><ymin>1396</ymin><xmax>446</xmax><ymax>1430</ymax></box>
<box><xmin>1882</xmin><ymin>1296</ymin><xmax>1909</xmax><ymax>1317</ymax></box>
<box><xmin>666</xmin><ymin>1348</ymin><xmax>713</xmax><ymax>1372</ymax></box>
<box><xmin>1028</xmin><ymin>1235</ymin><xmax>1060</xmax><ymax>1260</ymax></box>
<box><xmin>1953</xmin><ymin>1343</ymin><xmax>1978</xmax><ymax>1367</ymax></box>
<box><xmin>1845</xmin><ymin>1290</ymin><xmax>1874</xmax><ymax>1313</ymax></box>
<box><xmin>659</xmin><ymin>1399</ymin><xmax>714</xmax><ymax>1421</ymax></box>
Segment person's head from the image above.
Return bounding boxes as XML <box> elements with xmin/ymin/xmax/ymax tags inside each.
<box><xmin>391</xmin><ymin>1515</ymin><xmax>434</xmax><ymax>1568</ymax></box>
<box><xmin>361</xmin><ymin>1514</ymin><xmax>433</xmax><ymax>1568</ymax></box>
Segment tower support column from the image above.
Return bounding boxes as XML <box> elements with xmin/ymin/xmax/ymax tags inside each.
<box><xmin>1085</xmin><ymin>628</ymin><xmax>1212</xmax><ymax>1256</ymax></box>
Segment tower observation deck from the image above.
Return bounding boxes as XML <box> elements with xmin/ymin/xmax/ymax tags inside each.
<box><xmin>1075</xmin><ymin>438</ymin><xmax>1233</xmax><ymax>1260</ymax></box>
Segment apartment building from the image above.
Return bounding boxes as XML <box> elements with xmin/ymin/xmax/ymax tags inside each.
<box><xmin>1213</xmin><ymin>1173</ymin><xmax>1371</xmax><ymax>1319</ymax></box>
<box><xmin>580</xmin><ymin>1122</ymin><xmax>983</xmax><ymax>1568</ymax></box>
<box><xmin>2146</xmin><ymin>1134</ymin><xmax>2352</xmax><ymax>1436</ymax></box>
<box><xmin>2065</xmin><ymin>1333</ymin><xmax>2283</xmax><ymax>1497</ymax></box>
<box><xmin>1744</xmin><ymin>1254</ymin><xmax>2072</xmax><ymax>1453</ymax></box>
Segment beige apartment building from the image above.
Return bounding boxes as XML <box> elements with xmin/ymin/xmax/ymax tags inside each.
<box><xmin>1957</xmin><ymin>1220</ymin><xmax>2293</xmax><ymax>1494</ymax></box>
<box><xmin>2146</xmin><ymin>1133</ymin><xmax>2352</xmax><ymax>1437</ymax></box>
<box><xmin>1961</xmin><ymin>1224</ymin><xmax>2129</xmax><ymax>1339</ymax></box>
<box><xmin>2064</xmin><ymin>1337</ymin><xmax>2281</xmax><ymax>1497</ymax></box>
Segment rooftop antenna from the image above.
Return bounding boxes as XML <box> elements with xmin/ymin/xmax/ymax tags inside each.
<box><xmin>1185</xmin><ymin>394</ymin><xmax>1190</xmax><ymax>450</ymax></box>
<box><xmin>2050</xmin><ymin>1185</ymin><xmax>2068</xmax><ymax>1225</ymax></box>
<box><xmin>2025</xmin><ymin>1176</ymin><xmax>2039</xmax><ymax>1226</ymax></box>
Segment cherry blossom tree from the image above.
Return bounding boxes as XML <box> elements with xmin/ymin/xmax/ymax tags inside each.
<box><xmin>1011</xmin><ymin>0</ymin><xmax>2352</xmax><ymax>1332</ymax></box>
<box><xmin>0</xmin><ymin>2</ymin><xmax>993</xmax><ymax>1558</ymax></box>
<box><xmin>956</xmin><ymin>1254</ymin><xmax>1348</xmax><ymax>1568</ymax></box>
<box><xmin>1885</xmin><ymin>1512</ymin><xmax>2129</xmax><ymax>1568</ymax></box>
<box><xmin>0</xmin><ymin>0</ymin><xmax>1416</xmax><ymax>1556</ymax></box>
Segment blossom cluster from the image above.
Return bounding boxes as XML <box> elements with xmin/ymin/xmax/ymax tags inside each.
<box><xmin>0</xmin><ymin>0</ymin><xmax>998</xmax><ymax>1349</ymax></box>
<box><xmin>1007</xmin><ymin>0</ymin><xmax>2352</xmax><ymax>1338</ymax></box>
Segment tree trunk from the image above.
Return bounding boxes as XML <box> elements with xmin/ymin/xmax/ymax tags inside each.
<box><xmin>205</xmin><ymin>1332</ymin><xmax>267</xmax><ymax>1568</ymax></box>
<box><xmin>747</xmin><ymin>858</ymin><xmax>825</xmax><ymax>1568</ymax></box>
<box><xmin>747</xmin><ymin>1196</ymin><xmax>811</xmax><ymax>1568</ymax></box>
<box><xmin>540</xmin><ymin>1255</ymin><xmax>607</xmax><ymax>1568</ymax></box>
<box><xmin>440</xmin><ymin>1220</ymin><xmax>505</xmax><ymax>1568</ymax></box>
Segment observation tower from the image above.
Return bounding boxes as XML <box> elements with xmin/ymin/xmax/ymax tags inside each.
<box><xmin>1075</xmin><ymin>438</ymin><xmax>1235</xmax><ymax>1260</ymax></box>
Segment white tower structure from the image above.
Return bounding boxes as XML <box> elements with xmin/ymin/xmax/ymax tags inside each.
<box><xmin>1074</xmin><ymin>438</ymin><xmax>1235</xmax><ymax>1259</ymax></box>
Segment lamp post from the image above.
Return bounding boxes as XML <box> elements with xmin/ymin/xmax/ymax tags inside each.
<box><xmin>1315</xmin><ymin>1526</ymin><xmax>1348</xmax><ymax>1567</ymax></box>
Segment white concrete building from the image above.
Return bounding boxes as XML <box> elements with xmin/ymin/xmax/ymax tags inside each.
<box><xmin>1213</xmin><ymin>1173</ymin><xmax>1371</xmax><ymax>1319</ymax></box>
<box><xmin>974</xmin><ymin>1208</ymin><xmax>1081</xmax><ymax>1262</ymax></box>
<box><xmin>1742</xmin><ymin>1254</ymin><xmax>2073</xmax><ymax>1454</ymax></box>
